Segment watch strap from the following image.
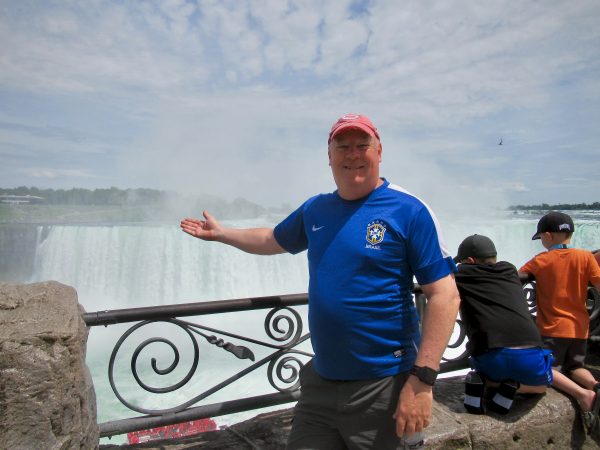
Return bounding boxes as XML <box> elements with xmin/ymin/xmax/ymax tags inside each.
<box><xmin>409</xmin><ymin>365</ymin><xmax>438</xmax><ymax>386</ymax></box>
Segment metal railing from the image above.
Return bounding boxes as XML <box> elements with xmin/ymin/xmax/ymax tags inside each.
<box><xmin>84</xmin><ymin>293</ymin><xmax>311</xmax><ymax>438</ymax></box>
<box><xmin>83</xmin><ymin>280</ymin><xmax>599</xmax><ymax>438</ymax></box>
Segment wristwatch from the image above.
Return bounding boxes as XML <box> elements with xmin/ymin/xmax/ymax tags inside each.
<box><xmin>409</xmin><ymin>365</ymin><xmax>438</xmax><ymax>386</ymax></box>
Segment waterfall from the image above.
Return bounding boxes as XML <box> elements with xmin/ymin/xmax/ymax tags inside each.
<box><xmin>31</xmin><ymin>223</ymin><xmax>310</xmax><ymax>312</ymax></box>
<box><xmin>29</xmin><ymin>213</ymin><xmax>600</xmax><ymax>313</ymax></box>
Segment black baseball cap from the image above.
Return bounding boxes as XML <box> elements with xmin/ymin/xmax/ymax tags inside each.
<box><xmin>454</xmin><ymin>234</ymin><xmax>497</xmax><ymax>263</ymax></box>
<box><xmin>532</xmin><ymin>211</ymin><xmax>575</xmax><ymax>240</ymax></box>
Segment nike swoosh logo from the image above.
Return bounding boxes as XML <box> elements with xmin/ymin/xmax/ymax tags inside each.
<box><xmin>312</xmin><ymin>225</ymin><xmax>325</xmax><ymax>231</ymax></box>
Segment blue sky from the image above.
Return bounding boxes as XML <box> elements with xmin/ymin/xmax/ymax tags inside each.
<box><xmin>1</xmin><ymin>0</ymin><xmax>599</xmax><ymax>212</ymax></box>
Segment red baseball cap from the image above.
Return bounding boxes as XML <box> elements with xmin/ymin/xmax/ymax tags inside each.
<box><xmin>328</xmin><ymin>114</ymin><xmax>380</xmax><ymax>144</ymax></box>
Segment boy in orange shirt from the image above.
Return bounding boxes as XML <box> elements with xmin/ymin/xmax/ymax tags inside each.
<box><xmin>519</xmin><ymin>211</ymin><xmax>600</xmax><ymax>432</ymax></box>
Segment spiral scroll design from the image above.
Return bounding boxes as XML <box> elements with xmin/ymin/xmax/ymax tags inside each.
<box><xmin>524</xmin><ymin>282</ymin><xmax>537</xmax><ymax>315</ymax></box>
<box><xmin>108</xmin><ymin>320</ymin><xmax>199</xmax><ymax>414</ymax></box>
<box><xmin>441</xmin><ymin>318</ymin><xmax>469</xmax><ymax>363</ymax></box>
<box><xmin>264</xmin><ymin>307</ymin><xmax>303</xmax><ymax>347</ymax></box>
<box><xmin>267</xmin><ymin>352</ymin><xmax>305</xmax><ymax>392</ymax></box>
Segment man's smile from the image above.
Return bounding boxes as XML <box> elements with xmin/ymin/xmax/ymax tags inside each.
<box><xmin>343</xmin><ymin>163</ymin><xmax>366</xmax><ymax>170</ymax></box>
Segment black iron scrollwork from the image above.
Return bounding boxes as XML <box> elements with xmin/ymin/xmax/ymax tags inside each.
<box><xmin>442</xmin><ymin>319</ymin><xmax>469</xmax><ymax>363</ymax></box>
<box><xmin>106</xmin><ymin>307</ymin><xmax>311</xmax><ymax>415</ymax></box>
<box><xmin>267</xmin><ymin>353</ymin><xmax>305</xmax><ymax>392</ymax></box>
<box><xmin>263</xmin><ymin>307</ymin><xmax>309</xmax><ymax>392</ymax></box>
<box><xmin>91</xmin><ymin>282</ymin><xmax>600</xmax><ymax>437</ymax></box>
<box><xmin>108</xmin><ymin>320</ymin><xmax>200</xmax><ymax>414</ymax></box>
<box><xmin>264</xmin><ymin>306</ymin><xmax>303</xmax><ymax>345</ymax></box>
<box><xmin>201</xmin><ymin>333</ymin><xmax>255</xmax><ymax>361</ymax></box>
<box><xmin>524</xmin><ymin>281</ymin><xmax>537</xmax><ymax>315</ymax></box>
<box><xmin>129</xmin><ymin>335</ymin><xmax>197</xmax><ymax>394</ymax></box>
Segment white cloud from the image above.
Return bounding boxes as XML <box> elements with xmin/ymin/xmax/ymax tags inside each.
<box><xmin>0</xmin><ymin>0</ymin><xmax>599</xmax><ymax>205</ymax></box>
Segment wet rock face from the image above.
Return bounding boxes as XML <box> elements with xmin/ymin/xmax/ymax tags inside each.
<box><xmin>0</xmin><ymin>281</ymin><xmax>99</xmax><ymax>450</ymax></box>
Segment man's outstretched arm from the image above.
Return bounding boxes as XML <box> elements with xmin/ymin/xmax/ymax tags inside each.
<box><xmin>180</xmin><ymin>210</ymin><xmax>286</xmax><ymax>255</ymax></box>
<box><xmin>394</xmin><ymin>274</ymin><xmax>460</xmax><ymax>438</ymax></box>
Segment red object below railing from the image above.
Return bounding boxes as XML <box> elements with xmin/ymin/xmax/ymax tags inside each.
<box><xmin>127</xmin><ymin>418</ymin><xmax>217</xmax><ymax>444</ymax></box>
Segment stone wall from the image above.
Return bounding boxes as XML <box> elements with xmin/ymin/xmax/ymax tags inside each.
<box><xmin>0</xmin><ymin>281</ymin><xmax>99</xmax><ymax>450</ymax></box>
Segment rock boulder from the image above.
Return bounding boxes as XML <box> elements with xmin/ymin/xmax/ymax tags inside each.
<box><xmin>0</xmin><ymin>281</ymin><xmax>98</xmax><ymax>450</ymax></box>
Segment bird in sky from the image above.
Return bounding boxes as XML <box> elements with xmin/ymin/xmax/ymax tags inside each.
<box><xmin>498</xmin><ymin>138</ymin><xmax>503</xmax><ymax>145</ymax></box>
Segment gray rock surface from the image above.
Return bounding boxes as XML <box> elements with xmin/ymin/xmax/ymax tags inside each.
<box><xmin>0</xmin><ymin>281</ymin><xmax>99</xmax><ymax>450</ymax></box>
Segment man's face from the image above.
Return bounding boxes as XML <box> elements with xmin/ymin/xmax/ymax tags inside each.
<box><xmin>328</xmin><ymin>128</ymin><xmax>382</xmax><ymax>200</ymax></box>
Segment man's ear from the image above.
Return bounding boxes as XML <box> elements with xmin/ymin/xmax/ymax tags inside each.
<box><xmin>466</xmin><ymin>256</ymin><xmax>477</xmax><ymax>264</ymax></box>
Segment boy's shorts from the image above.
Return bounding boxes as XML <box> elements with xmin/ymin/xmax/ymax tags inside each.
<box><xmin>541</xmin><ymin>336</ymin><xmax>587</xmax><ymax>374</ymax></box>
<box><xmin>471</xmin><ymin>347</ymin><xmax>554</xmax><ymax>386</ymax></box>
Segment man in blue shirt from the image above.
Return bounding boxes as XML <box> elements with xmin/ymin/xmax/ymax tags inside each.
<box><xmin>181</xmin><ymin>114</ymin><xmax>460</xmax><ymax>449</ymax></box>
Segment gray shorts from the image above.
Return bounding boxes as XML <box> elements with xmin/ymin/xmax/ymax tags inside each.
<box><xmin>541</xmin><ymin>335</ymin><xmax>587</xmax><ymax>374</ymax></box>
<box><xmin>286</xmin><ymin>360</ymin><xmax>423</xmax><ymax>450</ymax></box>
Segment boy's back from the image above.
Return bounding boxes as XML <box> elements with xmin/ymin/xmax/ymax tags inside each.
<box><xmin>454</xmin><ymin>234</ymin><xmax>552</xmax><ymax>416</ymax></box>
<box><xmin>456</xmin><ymin>261</ymin><xmax>541</xmax><ymax>356</ymax></box>
<box><xmin>520</xmin><ymin>248</ymin><xmax>600</xmax><ymax>339</ymax></box>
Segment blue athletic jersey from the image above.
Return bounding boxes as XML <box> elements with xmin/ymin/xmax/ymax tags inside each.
<box><xmin>274</xmin><ymin>179</ymin><xmax>456</xmax><ymax>379</ymax></box>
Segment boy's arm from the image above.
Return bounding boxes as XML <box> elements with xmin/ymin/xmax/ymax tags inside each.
<box><xmin>518</xmin><ymin>271</ymin><xmax>535</xmax><ymax>282</ymax></box>
<box><xmin>518</xmin><ymin>257</ymin><xmax>536</xmax><ymax>282</ymax></box>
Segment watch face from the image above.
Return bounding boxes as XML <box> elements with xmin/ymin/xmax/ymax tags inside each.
<box><xmin>412</xmin><ymin>366</ymin><xmax>438</xmax><ymax>385</ymax></box>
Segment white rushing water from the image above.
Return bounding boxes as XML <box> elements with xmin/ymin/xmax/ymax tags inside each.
<box><xmin>25</xmin><ymin>211</ymin><xmax>600</xmax><ymax>444</ymax></box>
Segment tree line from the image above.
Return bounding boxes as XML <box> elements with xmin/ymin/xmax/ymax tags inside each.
<box><xmin>508</xmin><ymin>202</ymin><xmax>600</xmax><ymax>211</ymax></box>
<box><xmin>3</xmin><ymin>186</ymin><xmax>597</xmax><ymax>213</ymax></box>
<box><xmin>0</xmin><ymin>186</ymin><xmax>273</xmax><ymax>220</ymax></box>
<box><xmin>0</xmin><ymin>186</ymin><xmax>170</xmax><ymax>205</ymax></box>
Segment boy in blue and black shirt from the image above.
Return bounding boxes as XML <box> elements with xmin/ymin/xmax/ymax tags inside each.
<box><xmin>455</xmin><ymin>234</ymin><xmax>553</xmax><ymax>414</ymax></box>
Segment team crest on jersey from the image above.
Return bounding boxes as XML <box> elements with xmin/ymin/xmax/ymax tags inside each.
<box><xmin>366</xmin><ymin>220</ymin><xmax>386</xmax><ymax>249</ymax></box>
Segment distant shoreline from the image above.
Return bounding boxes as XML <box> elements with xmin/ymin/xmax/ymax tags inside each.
<box><xmin>2</xmin><ymin>186</ymin><xmax>598</xmax><ymax>212</ymax></box>
<box><xmin>508</xmin><ymin>202</ymin><xmax>600</xmax><ymax>211</ymax></box>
